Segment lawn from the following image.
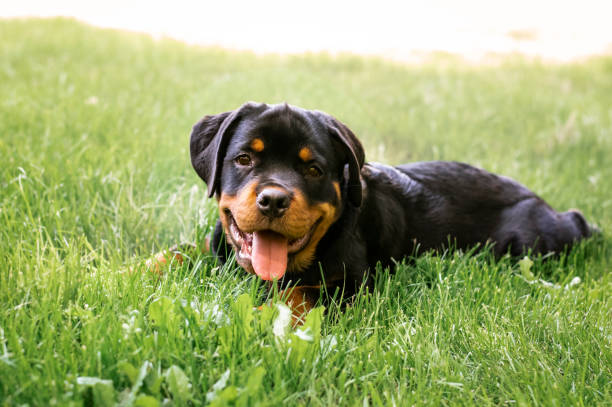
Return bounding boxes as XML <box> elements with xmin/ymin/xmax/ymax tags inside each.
<box><xmin>0</xmin><ymin>18</ymin><xmax>611</xmax><ymax>406</ymax></box>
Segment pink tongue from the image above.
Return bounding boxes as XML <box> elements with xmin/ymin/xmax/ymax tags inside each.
<box><xmin>252</xmin><ymin>230</ymin><xmax>288</xmax><ymax>281</ymax></box>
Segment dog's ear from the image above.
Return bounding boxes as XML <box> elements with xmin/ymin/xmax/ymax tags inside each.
<box><xmin>190</xmin><ymin>102</ymin><xmax>266</xmax><ymax>197</ymax></box>
<box><xmin>325</xmin><ymin>116</ymin><xmax>365</xmax><ymax>207</ymax></box>
<box><xmin>190</xmin><ymin>111</ymin><xmax>231</xmax><ymax>197</ymax></box>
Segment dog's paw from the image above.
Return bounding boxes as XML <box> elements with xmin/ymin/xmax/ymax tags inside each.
<box><xmin>142</xmin><ymin>238</ymin><xmax>210</xmax><ymax>274</ymax></box>
<box><xmin>144</xmin><ymin>251</ymin><xmax>181</xmax><ymax>274</ymax></box>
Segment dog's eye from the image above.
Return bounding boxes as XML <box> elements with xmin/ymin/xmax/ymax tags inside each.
<box><xmin>305</xmin><ymin>165</ymin><xmax>323</xmax><ymax>178</ymax></box>
<box><xmin>235</xmin><ymin>154</ymin><xmax>252</xmax><ymax>166</ymax></box>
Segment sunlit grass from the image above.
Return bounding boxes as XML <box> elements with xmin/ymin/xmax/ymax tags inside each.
<box><xmin>0</xmin><ymin>18</ymin><xmax>611</xmax><ymax>405</ymax></box>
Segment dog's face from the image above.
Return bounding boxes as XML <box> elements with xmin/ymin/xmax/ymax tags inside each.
<box><xmin>190</xmin><ymin>102</ymin><xmax>364</xmax><ymax>280</ymax></box>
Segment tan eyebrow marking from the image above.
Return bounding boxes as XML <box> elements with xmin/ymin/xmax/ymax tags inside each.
<box><xmin>250</xmin><ymin>138</ymin><xmax>264</xmax><ymax>152</ymax></box>
<box><xmin>299</xmin><ymin>147</ymin><xmax>312</xmax><ymax>162</ymax></box>
<box><xmin>333</xmin><ymin>181</ymin><xmax>341</xmax><ymax>202</ymax></box>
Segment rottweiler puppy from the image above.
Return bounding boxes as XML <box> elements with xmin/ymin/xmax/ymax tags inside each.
<box><xmin>189</xmin><ymin>102</ymin><xmax>594</xmax><ymax>314</ymax></box>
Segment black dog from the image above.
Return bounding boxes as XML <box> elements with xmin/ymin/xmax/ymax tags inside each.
<box><xmin>190</xmin><ymin>102</ymin><xmax>593</xmax><ymax>312</ymax></box>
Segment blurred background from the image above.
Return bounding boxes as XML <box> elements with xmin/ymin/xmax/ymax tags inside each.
<box><xmin>1</xmin><ymin>1</ymin><xmax>611</xmax><ymax>251</ymax></box>
<box><xmin>4</xmin><ymin>0</ymin><xmax>612</xmax><ymax>62</ymax></box>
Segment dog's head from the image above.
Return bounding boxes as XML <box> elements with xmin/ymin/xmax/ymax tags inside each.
<box><xmin>190</xmin><ymin>102</ymin><xmax>364</xmax><ymax>280</ymax></box>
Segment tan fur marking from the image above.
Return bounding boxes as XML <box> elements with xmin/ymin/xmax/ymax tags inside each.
<box><xmin>218</xmin><ymin>181</ymin><xmax>260</xmax><ymax>234</ymax></box>
<box><xmin>289</xmin><ymin>196</ymin><xmax>339</xmax><ymax>272</ymax></box>
<box><xmin>333</xmin><ymin>181</ymin><xmax>341</xmax><ymax>202</ymax></box>
<box><xmin>299</xmin><ymin>147</ymin><xmax>312</xmax><ymax>162</ymax></box>
<box><xmin>280</xmin><ymin>285</ymin><xmax>321</xmax><ymax>325</ymax></box>
<box><xmin>257</xmin><ymin>285</ymin><xmax>321</xmax><ymax>326</ymax></box>
<box><xmin>250</xmin><ymin>138</ymin><xmax>264</xmax><ymax>152</ymax></box>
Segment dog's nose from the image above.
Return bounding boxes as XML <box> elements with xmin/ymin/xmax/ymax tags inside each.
<box><xmin>256</xmin><ymin>188</ymin><xmax>291</xmax><ymax>218</ymax></box>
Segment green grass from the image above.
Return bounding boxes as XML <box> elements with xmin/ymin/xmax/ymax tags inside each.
<box><xmin>1</xmin><ymin>18</ymin><xmax>611</xmax><ymax>406</ymax></box>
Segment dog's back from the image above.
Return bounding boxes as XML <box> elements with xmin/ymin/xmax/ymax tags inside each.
<box><xmin>359</xmin><ymin>161</ymin><xmax>591</xmax><ymax>261</ymax></box>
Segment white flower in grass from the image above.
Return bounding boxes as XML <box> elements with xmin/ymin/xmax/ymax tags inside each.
<box><xmin>294</xmin><ymin>327</ymin><xmax>313</xmax><ymax>342</ymax></box>
<box><xmin>76</xmin><ymin>377</ymin><xmax>112</xmax><ymax>386</ymax></box>
<box><xmin>273</xmin><ymin>304</ymin><xmax>292</xmax><ymax>339</ymax></box>
<box><xmin>206</xmin><ymin>369</ymin><xmax>230</xmax><ymax>402</ymax></box>
<box><xmin>201</xmin><ymin>303</ymin><xmax>229</xmax><ymax>326</ymax></box>
<box><xmin>320</xmin><ymin>334</ymin><xmax>338</xmax><ymax>358</ymax></box>
<box><xmin>566</xmin><ymin>276</ymin><xmax>581</xmax><ymax>289</ymax></box>
<box><xmin>121</xmin><ymin>309</ymin><xmax>142</xmax><ymax>339</ymax></box>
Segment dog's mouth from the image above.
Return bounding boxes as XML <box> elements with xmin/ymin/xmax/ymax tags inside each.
<box><xmin>225</xmin><ymin>210</ymin><xmax>319</xmax><ymax>280</ymax></box>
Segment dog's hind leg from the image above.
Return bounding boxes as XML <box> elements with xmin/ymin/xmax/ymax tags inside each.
<box><xmin>493</xmin><ymin>198</ymin><xmax>594</xmax><ymax>256</ymax></box>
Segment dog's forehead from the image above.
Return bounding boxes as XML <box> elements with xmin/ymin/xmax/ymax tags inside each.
<box><xmin>233</xmin><ymin>107</ymin><xmax>333</xmax><ymax>156</ymax></box>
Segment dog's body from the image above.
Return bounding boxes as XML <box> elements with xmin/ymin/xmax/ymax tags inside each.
<box><xmin>190</xmin><ymin>102</ymin><xmax>592</xmax><ymax>311</ymax></box>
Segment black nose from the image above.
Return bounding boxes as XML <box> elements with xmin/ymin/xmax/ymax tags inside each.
<box><xmin>256</xmin><ymin>188</ymin><xmax>291</xmax><ymax>218</ymax></box>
